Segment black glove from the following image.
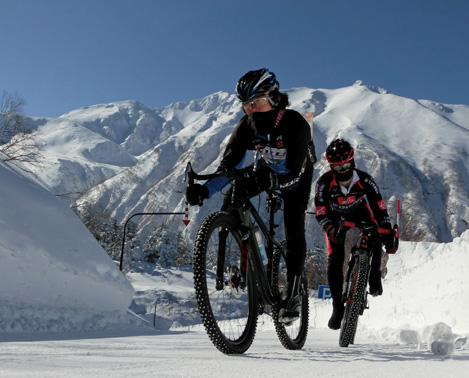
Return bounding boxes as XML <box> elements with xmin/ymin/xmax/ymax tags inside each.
<box><xmin>253</xmin><ymin>169</ymin><xmax>278</xmax><ymax>191</ymax></box>
<box><xmin>380</xmin><ymin>232</ymin><xmax>392</xmax><ymax>248</ymax></box>
<box><xmin>381</xmin><ymin>227</ymin><xmax>399</xmax><ymax>254</ymax></box>
<box><xmin>185</xmin><ymin>184</ymin><xmax>209</xmax><ymax>206</ymax></box>
<box><xmin>327</xmin><ymin>226</ymin><xmax>343</xmax><ymax>244</ymax></box>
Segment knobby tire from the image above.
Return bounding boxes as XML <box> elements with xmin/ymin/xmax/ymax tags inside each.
<box><xmin>339</xmin><ymin>252</ymin><xmax>368</xmax><ymax>347</ymax></box>
<box><xmin>193</xmin><ymin>211</ymin><xmax>258</xmax><ymax>354</ymax></box>
<box><xmin>271</xmin><ymin>247</ymin><xmax>309</xmax><ymax>349</ymax></box>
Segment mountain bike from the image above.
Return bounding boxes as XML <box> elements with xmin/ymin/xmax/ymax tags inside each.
<box><xmin>185</xmin><ymin>162</ymin><xmax>309</xmax><ymax>355</ymax></box>
<box><xmin>338</xmin><ymin>219</ymin><xmax>398</xmax><ymax>347</ymax></box>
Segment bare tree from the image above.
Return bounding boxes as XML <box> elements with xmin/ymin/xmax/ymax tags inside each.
<box><xmin>0</xmin><ymin>90</ymin><xmax>45</xmax><ymax>169</ymax></box>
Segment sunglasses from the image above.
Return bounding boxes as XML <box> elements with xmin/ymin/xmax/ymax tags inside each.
<box><xmin>332</xmin><ymin>162</ymin><xmax>352</xmax><ymax>172</ymax></box>
<box><xmin>242</xmin><ymin>97</ymin><xmax>271</xmax><ymax>111</ymax></box>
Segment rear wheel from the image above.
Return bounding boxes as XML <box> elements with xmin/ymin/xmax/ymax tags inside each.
<box><xmin>271</xmin><ymin>247</ymin><xmax>309</xmax><ymax>349</ymax></box>
<box><xmin>193</xmin><ymin>211</ymin><xmax>258</xmax><ymax>354</ymax></box>
<box><xmin>339</xmin><ymin>252</ymin><xmax>368</xmax><ymax>347</ymax></box>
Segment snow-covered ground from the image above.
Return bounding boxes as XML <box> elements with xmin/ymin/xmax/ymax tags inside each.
<box><xmin>1</xmin><ymin>329</ymin><xmax>468</xmax><ymax>378</ymax></box>
<box><xmin>1</xmin><ymin>155</ymin><xmax>468</xmax><ymax>376</ymax></box>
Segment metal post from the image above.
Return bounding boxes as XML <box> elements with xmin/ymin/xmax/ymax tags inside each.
<box><xmin>119</xmin><ymin>212</ymin><xmax>184</xmax><ymax>271</ymax></box>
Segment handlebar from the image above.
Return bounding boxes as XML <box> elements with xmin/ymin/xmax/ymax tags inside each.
<box><xmin>184</xmin><ymin>162</ymin><xmax>252</xmax><ymax>186</ymax></box>
<box><xmin>337</xmin><ymin>219</ymin><xmax>376</xmax><ymax>233</ymax></box>
<box><xmin>337</xmin><ymin>217</ymin><xmax>398</xmax><ymax>243</ymax></box>
<box><xmin>336</xmin><ymin>218</ymin><xmax>395</xmax><ymax>237</ymax></box>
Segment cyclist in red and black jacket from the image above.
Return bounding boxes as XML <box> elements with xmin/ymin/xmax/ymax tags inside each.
<box><xmin>186</xmin><ymin>68</ymin><xmax>317</xmax><ymax>325</ymax></box>
<box><xmin>314</xmin><ymin>139</ymin><xmax>394</xmax><ymax>330</ymax></box>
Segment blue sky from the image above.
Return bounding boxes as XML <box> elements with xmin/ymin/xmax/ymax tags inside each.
<box><xmin>1</xmin><ymin>0</ymin><xmax>468</xmax><ymax>118</ymax></box>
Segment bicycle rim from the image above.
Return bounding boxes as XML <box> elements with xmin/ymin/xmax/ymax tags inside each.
<box><xmin>271</xmin><ymin>248</ymin><xmax>309</xmax><ymax>349</ymax></box>
<box><xmin>339</xmin><ymin>253</ymin><xmax>368</xmax><ymax>347</ymax></box>
<box><xmin>193</xmin><ymin>211</ymin><xmax>258</xmax><ymax>354</ymax></box>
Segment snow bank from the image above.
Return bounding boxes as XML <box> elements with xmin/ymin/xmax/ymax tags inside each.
<box><xmin>360</xmin><ymin>231</ymin><xmax>469</xmax><ymax>333</ymax></box>
<box><xmin>351</xmin><ymin>231</ymin><xmax>469</xmax><ymax>355</ymax></box>
<box><xmin>0</xmin><ymin>160</ymin><xmax>134</xmax><ymax>332</ymax></box>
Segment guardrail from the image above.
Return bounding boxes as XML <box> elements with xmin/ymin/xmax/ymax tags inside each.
<box><xmin>119</xmin><ymin>212</ymin><xmax>186</xmax><ymax>271</ymax></box>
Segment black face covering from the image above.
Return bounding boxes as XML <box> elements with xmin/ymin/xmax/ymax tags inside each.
<box><xmin>247</xmin><ymin>108</ymin><xmax>279</xmax><ymax>136</ymax></box>
<box><xmin>335</xmin><ymin>169</ymin><xmax>354</xmax><ymax>182</ymax></box>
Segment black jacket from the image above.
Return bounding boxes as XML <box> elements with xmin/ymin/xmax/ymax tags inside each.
<box><xmin>206</xmin><ymin>109</ymin><xmax>316</xmax><ymax>196</ymax></box>
<box><xmin>314</xmin><ymin>168</ymin><xmax>392</xmax><ymax>233</ymax></box>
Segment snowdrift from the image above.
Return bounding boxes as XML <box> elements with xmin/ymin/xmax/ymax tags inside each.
<box><xmin>362</xmin><ymin>229</ymin><xmax>469</xmax><ymax>333</ymax></box>
<box><xmin>0</xmin><ymin>159</ymin><xmax>134</xmax><ymax>332</ymax></box>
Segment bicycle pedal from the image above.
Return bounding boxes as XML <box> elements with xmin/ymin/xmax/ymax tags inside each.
<box><xmin>279</xmin><ymin>314</ymin><xmax>300</xmax><ymax>326</ymax></box>
<box><xmin>359</xmin><ymin>296</ymin><xmax>370</xmax><ymax>315</ymax></box>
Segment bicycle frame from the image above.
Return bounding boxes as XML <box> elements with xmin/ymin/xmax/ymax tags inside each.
<box><xmin>343</xmin><ymin>220</ymin><xmax>376</xmax><ymax>269</ymax></box>
<box><xmin>185</xmin><ymin>162</ymin><xmax>284</xmax><ymax>305</ymax></box>
<box><xmin>234</xmin><ymin>190</ymin><xmax>284</xmax><ymax>306</ymax></box>
<box><xmin>343</xmin><ymin>222</ymin><xmax>375</xmax><ymax>303</ymax></box>
<box><xmin>338</xmin><ymin>220</ymin><xmax>379</xmax><ymax>347</ymax></box>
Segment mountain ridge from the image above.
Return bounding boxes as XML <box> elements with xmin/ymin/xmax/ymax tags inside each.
<box><xmin>23</xmin><ymin>83</ymin><xmax>469</xmax><ymax>244</ymax></box>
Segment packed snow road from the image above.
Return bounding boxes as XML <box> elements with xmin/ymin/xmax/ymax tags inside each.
<box><xmin>1</xmin><ymin>328</ymin><xmax>467</xmax><ymax>377</ymax></box>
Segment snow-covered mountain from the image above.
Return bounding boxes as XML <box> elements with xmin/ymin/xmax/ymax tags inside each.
<box><xmin>1</xmin><ymin>88</ymin><xmax>469</xmax><ymax>370</ymax></box>
<box><xmin>26</xmin><ymin>81</ymin><xmax>469</xmax><ymax>244</ymax></box>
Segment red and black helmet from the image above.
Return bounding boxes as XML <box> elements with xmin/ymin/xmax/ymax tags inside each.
<box><xmin>236</xmin><ymin>68</ymin><xmax>279</xmax><ymax>101</ymax></box>
<box><xmin>325</xmin><ymin>139</ymin><xmax>355</xmax><ymax>165</ymax></box>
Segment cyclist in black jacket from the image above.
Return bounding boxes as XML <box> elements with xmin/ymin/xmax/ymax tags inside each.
<box><xmin>186</xmin><ymin>68</ymin><xmax>317</xmax><ymax>325</ymax></box>
<box><xmin>314</xmin><ymin>139</ymin><xmax>394</xmax><ymax>330</ymax></box>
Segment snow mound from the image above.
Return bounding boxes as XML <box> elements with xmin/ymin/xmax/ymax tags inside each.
<box><xmin>360</xmin><ymin>230</ymin><xmax>469</xmax><ymax>333</ymax></box>
<box><xmin>0</xmin><ymin>159</ymin><xmax>135</xmax><ymax>333</ymax></box>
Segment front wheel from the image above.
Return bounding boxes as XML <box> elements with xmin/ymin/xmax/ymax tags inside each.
<box><xmin>339</xmin><ymin>252</ymin><xmax>368</xmax><ymax>347</ymax></box>
<box><xmin>193</xmin><ymin>211</ymin><xmax>259</xmax><ymax>354</ymax></box>
<box><xmin>271</xmin><ymin>247</ymin><xmax>309</xmax><ymax>349</ymax></box>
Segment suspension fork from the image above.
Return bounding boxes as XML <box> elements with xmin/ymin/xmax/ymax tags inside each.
<box><xmin>215</xmin><ymin>227</ymin><xmax>228</xmax><ymax>290</ymax></box>
<box><xmin>239</xmin><ymin>208</ymin><xmax>252</xmax><ymax>281</ymax></box>
<box><xmin>343</xmin><ymin>229</ymin><xmax>372</xmax><ymax>302</ymax></box>
<box><xmin>266</xmin><ymin>195</ymin><xmax>278</xmax><ymax>285</ymax></box>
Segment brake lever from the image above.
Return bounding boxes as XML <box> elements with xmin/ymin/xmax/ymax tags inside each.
<box><xmin>184</xmin><ymin>162</ymin><xmax>194</xmax><ymax>186</ymax></box>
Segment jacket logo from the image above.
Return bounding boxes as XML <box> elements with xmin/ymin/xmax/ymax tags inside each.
<box><xmin>338</xmin><ymin>196</ymin><xmax>356</xmax><ymax>205</ymax></box>
<box><xmin>316</xmin><ymin>206</ymin><xmax>326</xmax><ymax>216</ymax></box>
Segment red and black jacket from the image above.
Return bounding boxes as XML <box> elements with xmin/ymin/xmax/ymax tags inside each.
<box><xmin>314</xmin><ymin>168</ymin><xmax>392</xmax><ymax>235</ymax></box>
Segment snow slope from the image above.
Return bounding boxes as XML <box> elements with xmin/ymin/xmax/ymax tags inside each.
<box><xmin>0</xmin><ymin>157</ymin><xmax>134</xmax><ymax>332</ymax></box>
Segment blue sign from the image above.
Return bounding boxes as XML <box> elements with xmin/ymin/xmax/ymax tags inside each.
<box><xmin>318</xmin><ymin>285</ymin><xmax>331</xmax><ymax>299</ymax></box>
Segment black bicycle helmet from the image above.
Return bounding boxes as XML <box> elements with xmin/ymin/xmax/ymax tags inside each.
<box><xmin>325</xmin><ymin>139</ymin><xmax>355</xmax><ymax>165</ymax></box>
<box><xmin>236</xmin><ymin>68</ymin><xmax>279</xmax><ymax>101</ymax></box>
